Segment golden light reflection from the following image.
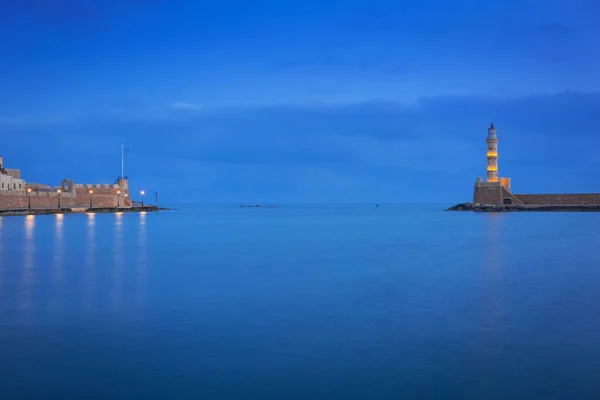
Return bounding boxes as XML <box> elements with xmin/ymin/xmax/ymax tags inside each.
<box><xmin>51</xmin><ymin>213</ymin><xmax>65</xmax><ymax>321</ymax></box>
<box><xmin>476</xmin><ymin>212</ymin><xmax>505</xmax><ymax>371</ymax></box>
<box><xmin>487</xmin><ymin>153</ymin><xmax>498</xmax><ymax>157</ymax></box>
<box><xmin>21</xmin><ymin>214</ymin><xmax>36</xmax><ymax>325</ymax></box>
<box><xmin>136</xmin><ymin>210</ymin><xmax>148</xmax><ymax>315</ymax></box>
<box><xmin>83</xmin><ymin>207</ymin><xmax>97</xmax><ymax>311</ymax></box>
<box><xmin>55</xmin><ymin>214</ymin><xmax>64</xmax><ymax>254</ymax></box>
<box><xmin>25</xmin><ymin>215</ymin><xmax>35</xmax><ymax>239</ymax></box>
<box><xmin>112</xmin><ymin>211</ymin><xmax>124</xmax><ymax>310</ymax></box>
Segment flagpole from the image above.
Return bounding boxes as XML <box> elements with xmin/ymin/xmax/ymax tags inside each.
<box><xmin>121</xmin><ymin>144</ymin><xmax>124</xmax><ymax>180</ymax></box>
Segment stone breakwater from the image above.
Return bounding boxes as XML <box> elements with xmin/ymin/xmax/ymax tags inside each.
<box><xmin>447</xmin><ymin>202</ymin><xmax>600</xmax><ymax>212</ymax></box>
<box><xmin>0</xmin><ymin>205</ymin><xmax>167</xmax><ymax>217</ymax></box>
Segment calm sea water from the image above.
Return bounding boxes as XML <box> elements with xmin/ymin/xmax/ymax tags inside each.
<box><xmin>1</xmin><ymin>205</ymin><xmax>600</xmax><ymax>399</ymax></box>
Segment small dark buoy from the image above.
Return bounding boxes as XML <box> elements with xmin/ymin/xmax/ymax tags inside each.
<box><xmin>376</xmin><ymin>202</ymin><xmax>379</xmax><ymax>208</ymax></box>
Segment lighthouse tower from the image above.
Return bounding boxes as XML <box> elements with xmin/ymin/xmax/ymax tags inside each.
<box><xmin>473</xmin><ymin>123</ymin><xmax>513</xmax><ymax>205</ymax></box>
<box><xmin>486</xmin><ymin>123</ymin><xmax>498</xmax><ymax>182</ymax></box>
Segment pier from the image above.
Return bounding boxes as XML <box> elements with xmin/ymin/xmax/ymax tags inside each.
<box><xmin>0</xmin><ymin>205</ymin><xmax>164</xmax><ymax>217</ymax></box>
<box><xmin>449</xmin><ymin>124</ymin><xmax>600</xmax><ymax>211</ymax></box>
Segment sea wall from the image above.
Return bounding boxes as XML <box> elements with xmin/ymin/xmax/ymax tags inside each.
<box><xmin>514</xmin><ymin>193</ymin><xmax>600</xmax><ymax>206</ymax></box>
<box><xmin>0</xmin><ymin>205</ymin><xmax>159</xmax><ymax>217</ymax></box>
<box><xmin>473</xmin><ymin>181</ymin><xmax>600</xmax><ymax>206</ymax></box>
<box><xmin>447</xmin><ymin>202</ymin><xmax>600</xmax><ymax>212</ymax></box>
<box><xmin>73</xmin><ymin>186</ymin><xmax>132</xmax><ymax>208</ymax></box>
<box><xmin>0</xmin><ymin>185</ymin><xmax>131</xmax><ymax>210</ymax></box>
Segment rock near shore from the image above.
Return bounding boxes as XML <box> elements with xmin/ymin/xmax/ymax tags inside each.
<box><xmin>446</xmin><ymin>202</ymin><xmax>502</xmax><ymax>212</ymax></box>
<box><xmin>446</xmin><ymin>202</ymin><xmax>600</xmax><ymax>212</ymax></box>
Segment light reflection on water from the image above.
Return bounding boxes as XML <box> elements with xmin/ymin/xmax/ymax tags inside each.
<box><xmin>484</xmin><ymin>213</ymin><xmax>504</xmax><ymax>317</ymax></box>
<box><xmin>7</xmin><ymin>212</ymin><xmax>151</xmax><ymax>323</ymax></box>
<box><xmin>136</xmin><ymin>212</ymin><xmax>148</xmax><ymax>315</ymax></box>
<box><xmin>0</xmin><ymin>217</ymin><xmax>3</xmax><ymax>292</ymax></box>
<box><xmin>2</xmin><ymin>207</ymin><xmax>600</xmax><ymax>399</ymax></box>
<box><xmin>20</xmin><ymin>215</ymin><xmax>36</xmax><ymax>324</ymax></box>
<box><xmin>50</xmin><ymin>214</ymin><xmax>65</xmax><ymax>321</ymax></box>
<box><xmin>113</xmin><ymin>212</ymin><xmax>124</xmax><ymax>311</ymax></box>
<box><xmin>477</xmin><ymin>213</ymin><xmax>506</xmax><ymax>377</ymax></box>
<box><xmin>83</xmin><ymin>213</ymin><xmax>96</xmax><ymax>311</ymax></box>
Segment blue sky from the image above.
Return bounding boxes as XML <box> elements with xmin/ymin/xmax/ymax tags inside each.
<box><xmin>1</xmin><ymin>0</ymin><xmax>599</xmax><ymax>203</ymax></box>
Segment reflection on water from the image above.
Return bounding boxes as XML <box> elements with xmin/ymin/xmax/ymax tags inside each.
<box><xmin>113</xmin><ymin>212</ymin><xmax>124</xmax><ymax>310</ymax></box>
<box><xmin>479</xmin><ymin>213</ymin><xmax>506</xmax><ymax>373</ymax></box>
<box><xmin>50</xmin><ymin>214</ymin><xmax>65</xmax><ymax>321</ymax></box>
<box><xmin>83</xmin><ymin>213</ymin><xmax>96</xmax><ymax>311</ymax></box>
<box><xmin>0</xmin><ymin>217</ymin><xmax>3</xmax><ymax>292</ymax></box>
<box><xmin>20</xmin><ymin>215</ymin><xmax>36</xmax><ymax>324</ymax></box>
<box><xmin>54</xmin><ymin>214</ymin><xmax>64</xmax><ymax>277</ymax></box>
<box><xmin>2</xmin><ymin>207</ymin><xmax>600</xmax><ymax>398</ymax></box>
<box><xmin>136</xmin><ymin>212</ymin><xmax>148</xmax><ymax>314</ymax></box>
<box><xmin>6</xmin><ymin>212</ymin><xmax>153</xmax><ymax>323</ymax></box>
<box><xmin>484</xmin><ymin>213</ymin><xmax>504</xmax><ymax>278</ymax></box>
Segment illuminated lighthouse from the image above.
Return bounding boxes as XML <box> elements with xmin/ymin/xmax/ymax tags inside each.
<box><xmin>473</xmin><ymin>122</ymin><xmax>512</xmax><ymax>204</ymax></box>
<box><xmin>486</xmin><ymin>123</ymin><xmax>498</xmax><ymax>182</ymax></box>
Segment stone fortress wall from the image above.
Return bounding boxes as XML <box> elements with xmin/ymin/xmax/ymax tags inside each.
<box><xmin>0</xmin><ymin>156</ymin><xmax>132</xmax><ymax>210</ymax></box>
<box><xmin>472</xmin><ymin>124</ymin><xmax>600</xmax><ymax>207</ymax></box>
<box><xmin>514</xmin><ymin>193</ymin><xmax>600</xmax><ymax>206</ymax></box>
<box><xmin>473</xmin><ymin>184</ymin><xmax>600</xmax><ymax>206</ymax></box>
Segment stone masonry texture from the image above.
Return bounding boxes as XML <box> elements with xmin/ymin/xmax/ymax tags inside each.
<box><xmin>473</xmin><ymin>184</ymin><xmax>600</xmax><ymax>206</ymax></box>
<box><xmin>0</xmin><ymin>185</ymin><xmax>131</xmax><ymax>210</ymax></box>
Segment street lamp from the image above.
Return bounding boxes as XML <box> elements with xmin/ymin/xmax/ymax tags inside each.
<box><xmin>27</xmin><ymin>187</ymin><xmax>32</xmax><ymax>210</ymax></box>
<box><xmin>57</xmin><ymin>189</ymin><xmax>61</xmax><ymax>209</ymax></box>
<box><xmin>141</xmin><ymin>190</ymin><xmax>145</xmax><ymax>207</ymax></box>
<box><xmin>89</xmin><ymin>190</ymin><xmax>93</xmax><ymax>208</ymax></box>
<box><xmin>117</xmin><ymin>190</ymin><xmax>120</xmax><ymax>208</ymax></box>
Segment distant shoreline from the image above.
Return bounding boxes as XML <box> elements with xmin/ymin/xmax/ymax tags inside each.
<box><xmin>0</xmin><ymin>205</ymin><xmax>172</xmax><ymax>217</ymax></box>
<box><xmin>447</xmin><ymin>202</ymin><xmax>600</xmax><ymax>212</ymax></box>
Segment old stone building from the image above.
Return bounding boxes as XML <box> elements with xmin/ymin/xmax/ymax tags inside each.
<box><xmin>473</xmin><ymin>124</ymin><xmax>600</xmax><ymax>206</ymax></box>
<box><xmin>0</xmin><ymin>156</ymin><xmax>132</xmax><ymax>210</ymax></box>
<box><xmin>0</xmin><ymin>156</ymin><xmax>26</xmax><ymax>192</ymax></box>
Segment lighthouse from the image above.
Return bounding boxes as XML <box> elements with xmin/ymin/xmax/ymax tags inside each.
<box><xmin>486</xmin><ymin>123</ymin><xmax>498</xmax><ymax>182</ymax></box>
<box><xmin>473</xmin><ymin>123</ymin><xmax>512</xmax><ymax>204</ymax></box>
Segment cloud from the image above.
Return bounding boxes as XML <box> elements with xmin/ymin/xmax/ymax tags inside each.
<box><xmin>272</xmin><ymin>57</ymin><xmax>340</xmax><ymax>70</ymax></box>
<box><xmin>536</xmin><ymin>23</ymin><xmax>573</xmax><ymax>36</ymax></box>
<box><xmin>2</xmin><ymin>91</ymin><xmax>599</xmax><ymax>202</ymax></box>
<box><xmin>271</xmin><ymin>56</ymin><xmax>407</xmax><ymax>76</ymax></box>
<box><xmin>0</xmin><ymin>114</ymin><xmax>74</xmax><ymax>129</ymax></box>
<box><xmin>168</xmin><ymin>101</ymin><xmax>203</xmax><ymax>111</ymax></box>
<box><xmin>0</xmin><ymin>0</ymin><xmax>160</xmax><ymax>24</ymax></box>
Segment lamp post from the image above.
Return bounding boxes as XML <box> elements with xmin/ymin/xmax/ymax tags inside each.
<box><xmin>27</xmin><ymin>188</ymin><xmax>32</xmax><ymax>210</ymax></box>
<box><xmin>117</xmin><ymin>190</ymin><xmax>120</xmax><ymax>208</ymax></box>
<box><xmin>57</xmin><ymin>189</ymin><xmax>61</xmax><ymax>209</ymax></box>
<box><xmin>89</xmin><ymin>190</ymin><xmax>93</xmax><ymax>208</ymax></box>
<box><xmin>141</xmin><ymin>190</ymin><xmax>145</xmax><ymax>207</ymax></box>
